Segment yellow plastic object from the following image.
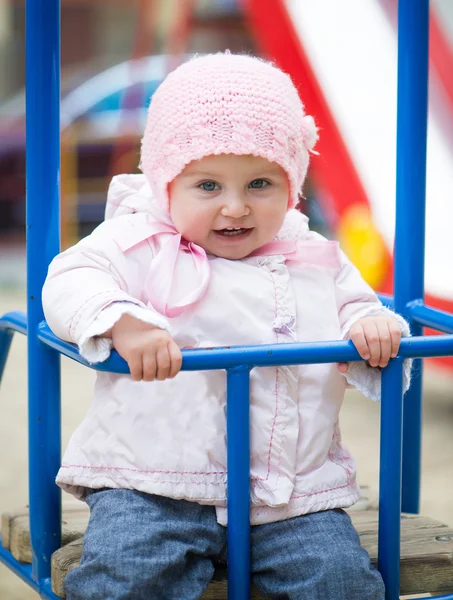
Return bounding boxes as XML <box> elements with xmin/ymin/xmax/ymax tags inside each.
<box><xmin>337</xmin><ymin>204</ymin><xmax>389</xmax><ymax>289</ymax></box>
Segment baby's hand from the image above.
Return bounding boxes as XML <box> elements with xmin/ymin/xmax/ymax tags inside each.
<box><xmin>110</xmin><ymin>314</ymin><xmax>182</xmax><ymax>382</ymax></box>
<box><xmin>338</xmin><ymin>315</ymin><xmax>402</xmax><ymax>374</ymax></box>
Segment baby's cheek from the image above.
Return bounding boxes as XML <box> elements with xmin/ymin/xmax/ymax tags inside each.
<box><xmin>181</xmin><ymin>214</ymin><xmax>212</xmax><ymax>245</ymax></box>
<box><xmin>171</xmin><ymin>204</ymin><xmax>198</xmax><ymax>237</ymax></box>
<box><xmin>268</xmin><ymin>213</ymin><xmax>287</xmax><ymax>239</ymax></box>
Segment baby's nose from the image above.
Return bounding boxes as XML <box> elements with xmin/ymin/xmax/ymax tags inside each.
<box><xmin>221</xmin><ymin>195</ymin><xmax>250</xmax><ymax>217</ymax></box>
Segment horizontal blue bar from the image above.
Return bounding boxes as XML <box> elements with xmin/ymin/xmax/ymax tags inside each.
<box><xmin>407</xmin><ymin>301</ymin><xmax>453</xmax><ymax>333</ymax></box>
<box><xmin>410</xmin><ymin>595</ymin><xmax>453</xmax><ymax>600</ymax></box>
<box><xmin>36</xmin><ymin>320</ymin><xmax>453</xmax><ymax>371</ymax></box>
<box><xmin>377</xmin><ymin>293</ymin><xmax>394</xmax><ymax>308</ymax></box>
<box><xmin>0</xmin><ymin>543</ymin><xmax>60</xmax><ymax>600</ymax></box>
<box><xmin>0</xmin><ymin>311</ymin><xmax>28</xmax><ymax>335</ymax></box>
<box><xmin>3</xmin><ymin>312</ymin><xmax>453</xmax><ymax>371</ymax></box>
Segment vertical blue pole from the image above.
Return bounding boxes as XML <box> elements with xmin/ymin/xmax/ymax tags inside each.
<box><xmin>394</xmin><ymin>0</ymin><xmax>429</xmax><ymax>514</ymax></box>
<box><xmin>26</xmin><ymin>0</ymin><xmax>62</xmax><ymax>583</ymax></box>
<box><xmin>378</xmin><ymin>358</ymin><xmax>404</xmax><ymax>600</ymax></box>
<box><xmin>227</xmin><ymin>367</ymin><xmax>251</xmax><ymax>600</ymax></box>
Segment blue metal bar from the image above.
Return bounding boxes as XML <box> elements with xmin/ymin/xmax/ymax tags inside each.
<box><xmin>26</xmin><ymin>0</ymin><xmax>62</xmax><ymax>582</ymax></box>
<box><xmin>0</xmin><ymin>311</ymin><xmax>26</xmax><ymax>382</ymax></box>
<box><xmin>378</xmin><ymin>358</ymin><xmax>404</xmax><ymax>600</ymax></box>
<box><xmin>3</xmin><ymin>312</ymin><xmax>453</xmax><ymax>369</ymax></box>
<box><xmin>0</xmin><ymin>311</ymin><xmax>28</xmax><ymax>335</ymax></box>
<box><xmin>407</xmin><ymin>301</ymin><xmax>453</xmax><ymax>333</ymax></box>
<box><xmin>411</xmin><ymin>595</ymin><xmax>453</xmax><ymax>600</ymax></box>
<box><xmin>407</xmin><ymin>596</ymin><xmax>453</xmax><ymax>600</ymax></box>
<box><xmin>36</xmin><ymin>319</ymin><xmax>453</xmax><ymax>371</ymax></box>
<box><xmin>227</xmin><ymin>367</ymin><xmax>251</xmax><ymax>600</ymax></box>
<box><xmin>10</xmin><ymin>307</ymin><xmax>453</xmax><ymax>359</ymax></box>
<box><xmin>394</xmin><ymin>0</ymin><xmax>429</xmax><ymax>515</ymax></box>
<box><xmin>377</xmin><ymin>293</ymin><xmax>394</xmax><ymax>309</ymax></box>
<box><xmin>0</xmin><ymin>329</ymin><xmax>13</xmax><ymax>384</ymax></box>
<box><xmin>0</xmin><ymin>544</ymin><xmax>60</xmax><ymax>600</ymax></box>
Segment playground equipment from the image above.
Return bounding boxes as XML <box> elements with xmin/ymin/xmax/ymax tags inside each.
<box><xmin>1</xmin><ymin>0</ymin><xmax>453</xmax><ymax>598</ymax></box>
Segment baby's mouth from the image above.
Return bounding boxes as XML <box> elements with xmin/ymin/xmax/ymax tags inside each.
<box><xmin>214</xmin><ymin>227</ymin><xmax>252</xmax><ymax>237</ymax></box>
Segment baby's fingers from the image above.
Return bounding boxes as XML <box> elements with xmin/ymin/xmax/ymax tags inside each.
<box><xmin>168</xmin><ymin>342</ymin><xmax>183</xmax><ymax>379</ymax></box>
<box><xmin>376</xmin><ymin>320</ymin><xmax>392</xmax><ymax>368</ymax></box>
<box><xmin>349</xmin><ymin>323</ymin><xmax>370</xmax><ymax>361</ymax></box>
<box><xmin>155</xmin><ymin>341</ymin><xmax>182</xmax><ymax>380</ymax></box>
<box><xmin>155</xmin><ymin>345</ymin><xmax>172</xmax><ymax>381</ymax></box>
<box><xmin>363</xmin><ymin>322</ymin><xmax>381</xmax><ymax>367</ymax></box>
<box><xmin>389</xmin><ymin>320</ymin><xmax>402</xmax><ymax>358</ymax></box>
<box><xmin>142</xmin><ymin>351</ymin><xmax>157</xmax><ymax>382</ymax></box>
<box><xmin>128</xmin><ymin>351</ymin><xmax>145</xmax><ymax>382</ymax></box>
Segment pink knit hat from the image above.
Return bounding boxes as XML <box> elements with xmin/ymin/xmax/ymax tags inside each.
<box><xmin>140</xmin><ymin>52</ymin><xmax>318</xmax><ymax>208</ymax></box>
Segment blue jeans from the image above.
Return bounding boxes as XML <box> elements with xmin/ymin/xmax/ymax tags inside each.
<box><xmin>64</xmin><ymin>489</ymin><xmax>385</xmax><ymax>599</ymax></box>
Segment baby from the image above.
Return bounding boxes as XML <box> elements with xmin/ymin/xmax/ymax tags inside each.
<box><xmin>43</xmin><ymin>53</ymin><xmax>410</xmax><ymax>599</ymax></box>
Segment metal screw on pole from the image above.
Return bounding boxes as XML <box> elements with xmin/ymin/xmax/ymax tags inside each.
<box><xmin>435</xmin><ymin>535</ymin><xmax>452</xmax><ymax>542</ymax></box>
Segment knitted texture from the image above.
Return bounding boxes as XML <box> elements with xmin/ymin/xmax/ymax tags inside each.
<box><xmin>140</xmin><ymin>53</ymin><xmax>318</xmax><ymax>208</ymax></box>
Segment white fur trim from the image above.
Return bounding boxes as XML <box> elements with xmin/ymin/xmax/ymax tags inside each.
<box><xmin>79</xmin><ymin>301</ymin><xmax>171</xmax><ymax>364</ymax></box>
<box><xmin>342</xmin><ymin>308</ymin><xmax>412</xmax><ymax>402</ymax></box>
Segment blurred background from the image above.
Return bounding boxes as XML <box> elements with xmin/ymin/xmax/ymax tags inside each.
<box><xmin>1</xmin><ymin>1</ymin><xmax>453</xmax><ymax>598</ymax></box>
<box><xmin>0</xmin><ymin>0</ymin><xmax>452</xmax><ymax>299</ymax></box>
<box><xmin>0</xmin><ymin>0</ymin><xmax>255</xmax><ymax>253</ymax></box>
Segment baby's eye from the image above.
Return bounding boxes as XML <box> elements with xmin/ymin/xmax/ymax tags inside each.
<box><xmin>199</xmin><ymin>181</ymin><xmax>220</xmax><ymax>192</ymax></box>
<box><xmin>249</xmin><ymin>179</ymin><xmax>270</xmax><ymax>189</ymax></box>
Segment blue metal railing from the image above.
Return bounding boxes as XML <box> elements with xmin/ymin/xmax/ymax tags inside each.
<box><xmin>25</xmin><ymin>0</ymin><xmax>62</xmax><ymax>586</ymax></box>
<box><xmin>1</xmin><ymin>0</ymin><xmax>453</xmax><ymax>599</ymax></box>
<box><xmin>395</xmin><ymin>0</ymin><xmax>430</xmax><ymax>518</ymax></box>
<box><xmin>2</xmin><ymin>311</ymin><xmax>453</xmax><ymax>600</ymax></box>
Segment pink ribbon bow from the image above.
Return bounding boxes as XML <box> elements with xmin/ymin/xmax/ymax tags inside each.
<box><xmin>115</xmin><ymin>218</ymin><xmax>340</xmax><ymax>318</ymax></box>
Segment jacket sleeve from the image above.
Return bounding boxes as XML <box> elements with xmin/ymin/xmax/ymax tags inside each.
<box><xmin>332</xmin><ymin>238</ymin><xmax>412</xmax><ymax>401</ymax></box>
<box><xmin>42</xmin><ymin>214</ymin><xmax>171</xmax><ymax>364</ymax></box>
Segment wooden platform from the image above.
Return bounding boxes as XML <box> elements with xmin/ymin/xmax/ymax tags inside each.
<box><xmin>3</xmin><ymin>504</ymin><xmax>453</xmax><ymax>598</ymax></box>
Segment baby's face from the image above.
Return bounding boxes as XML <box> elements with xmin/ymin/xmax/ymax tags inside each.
<box><xmin>169</xmin><ymin>154</ymin><xmax>289</xmax><ymax>260</ymax></box>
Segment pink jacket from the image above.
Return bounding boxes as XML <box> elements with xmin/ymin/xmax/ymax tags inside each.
<box><xmin>42</xmin><ymin>174</ymin><xmax>410</xmax><ymax>526</ymax></box>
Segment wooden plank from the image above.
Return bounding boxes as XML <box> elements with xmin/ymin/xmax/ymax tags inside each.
<box><xmin>51</xmin><ymin>539</ymin><xmax>265</xmax><ymax>599</ymax></box>
<box><xmin>49</xmin><ymin>511</ymin><xmax>453</xmax><ymax>598</ymax></box>
<box><xmin>1</xmin><ymin>506</ymin><xmax>89</xmax><ymax>564</ymax></box>
<box><xmin>350</xmin><ymin>512</ymin><xmax>453</xmax><ymax>596</ymax></box>
<box><xmin>4</xmin><ymin>506</ymin><xmax>453</xmax><ymax>598</ymax></box>
<box><xmin>52</xmin><ymin>538</ymin><xmax>83</xmax><ymax>599</ymax></box>
<box><xmin>1</xmin><ymin>509</ymin><xmax>29</xmax><ymax>551</ymax></box>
